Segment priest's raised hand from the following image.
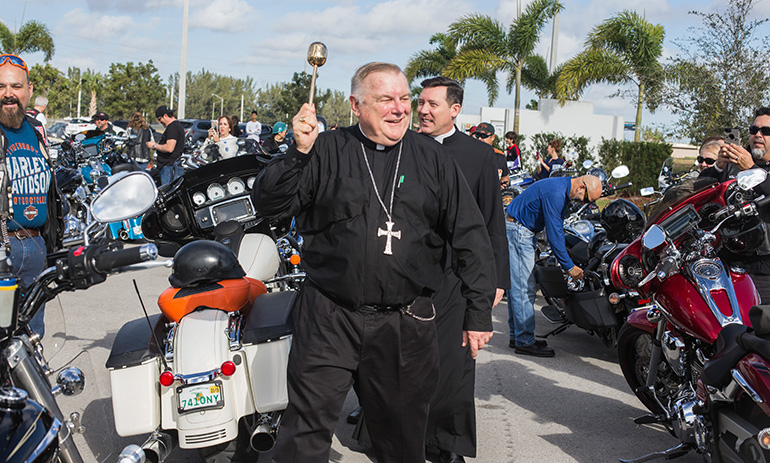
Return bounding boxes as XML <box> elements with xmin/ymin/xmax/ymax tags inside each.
<box><xmin>293</xmin><ymin>103</ymin><xmax>319</xmax><ymax>154</ymax></box>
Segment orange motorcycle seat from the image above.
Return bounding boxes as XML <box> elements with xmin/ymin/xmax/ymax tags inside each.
<box><xmin>157</xmin><ymin>277</ymin><xmax>267</xmax><ymax>323</ymax></box>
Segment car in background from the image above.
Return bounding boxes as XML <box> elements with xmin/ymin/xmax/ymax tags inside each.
<box><xmin>64</xmin><ymin>118</ymin><xmax>94</xmax><ymax>136</ymax></box>
<box><xmin>179</xmin><ymin>119</ymin><xmax>212</xmax><ymax>144</ymax></box>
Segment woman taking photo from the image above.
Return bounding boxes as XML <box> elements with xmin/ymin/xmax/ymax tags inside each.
<box><xmin>203</xmin><ymin>115</ymin><xmax>238</xmax><ymax>160</ymax></box>
<box><xmin>126</xmin><ymin>112</ymin><xmax>151</xmax><ymax>163</ymax></box>
<box><xmin>536</xmin><ymin>139</ymin><xmax>565</xmax><ymax>180</ymax></box>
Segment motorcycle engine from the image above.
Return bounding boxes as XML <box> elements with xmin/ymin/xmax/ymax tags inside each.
<box><xmin>671</xmin><ymin>391</ymin><xmax>710</xmax><ymax>453</ymax></box>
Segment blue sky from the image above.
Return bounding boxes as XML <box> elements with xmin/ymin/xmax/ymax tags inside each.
<box><xmin>2</xmin><ymin>0</ymin><xmax>761</xmax><ymax>136</ymax></box>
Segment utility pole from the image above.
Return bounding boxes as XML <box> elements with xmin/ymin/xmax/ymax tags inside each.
<box><xmin>549</xmin><ymin>12</ymin><xmax>560</xmax><ymax>73</ymax></box>
<box><xmin>212</xmin><ymin>94</ymin><xmax>223</xmax><ymax>118</ymax></box>
<box><xmin>178</xmin><ymin>0</ymin><xmax>189</xmax><ymax>119</ymax></box>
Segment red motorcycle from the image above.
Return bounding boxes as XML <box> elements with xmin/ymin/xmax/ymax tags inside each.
<box><xmin>611</xmin><ymin>169</ymin><xmax>770</xmax><ymax>462</ymax></box>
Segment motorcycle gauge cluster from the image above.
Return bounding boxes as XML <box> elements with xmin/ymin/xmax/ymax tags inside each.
<box><xmin>227</xmin><ymin>178</ymin><xmax>246</xmax><ymax>195</ymax></box>
<box><xmin>192</xmin><ymin>192</ymin><xmax>206</xmax><ymax>206</ymax></box>
<box><xmin>207</xmin><ymin>183</ymin><xmax>226</xmax><ymax>201</ymax></box>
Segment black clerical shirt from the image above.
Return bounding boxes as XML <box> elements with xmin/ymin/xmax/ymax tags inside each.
<box><xmin>253</xmin><ymin>125</ymin><xmax>496</xmax><ymax>330</ymax></box>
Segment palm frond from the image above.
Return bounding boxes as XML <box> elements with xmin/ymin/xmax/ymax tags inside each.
<box><xmin>556</xmin><ymin>49</ymin><xmax>630</xmax><ymax>100</ymax></box>
<box><xmin>448</xmin><ymin>14</ymin><xmax>507</xmax><ymax>55</ymax></box>
<box><xmin>510</xmin><ymin>0</ymin><xmax>564</xmax><ymax>58</ymax></box>
<box><xmin>16</xmin><ymin>20</ymin><xmax>54</xmax><ymax>61</ymax></box>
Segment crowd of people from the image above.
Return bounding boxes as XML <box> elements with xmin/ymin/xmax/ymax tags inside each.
<box><xmin>7</xmin><ymin>49</ymin><xmax>770</xmax><ymax>463</ymax></box>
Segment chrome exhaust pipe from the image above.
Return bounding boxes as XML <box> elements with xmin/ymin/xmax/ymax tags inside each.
<box><xmin>250</xmin><ymin>423</ymin><xmax>276</xmax><ymax>452</ymax></box>
<box><xmin>141</xmin><ymin>431</ymin><xmax>173</xmax><ymax>463</ymax></box>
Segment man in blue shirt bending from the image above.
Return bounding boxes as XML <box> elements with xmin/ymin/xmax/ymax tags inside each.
<box><xmin>505</xmin><ymin>175</ymin><xmax>602</xmax><ymax>356</ymax></box>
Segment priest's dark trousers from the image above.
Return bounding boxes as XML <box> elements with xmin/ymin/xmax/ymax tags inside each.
<box><xmin>271</xmin><ymin>282</ymin><xmax>440</xmax><ymax>463</ymax></box>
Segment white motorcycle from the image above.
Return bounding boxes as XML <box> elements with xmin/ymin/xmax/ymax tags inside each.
<box><xmin>106</xmin><ymin>156</ymin><xmax>303</xmax><ymax>462</ymax></box>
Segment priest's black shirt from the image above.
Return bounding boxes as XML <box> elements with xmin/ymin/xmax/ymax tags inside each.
<box><xmin>253</xmin><ymin>125</ymin><xmax>496</xmax><ymax>330</ymax></box>
<box><xmin>438</xmin><ymin>128</ymin><xmax>509</xmax><ymax>288</ymax></box>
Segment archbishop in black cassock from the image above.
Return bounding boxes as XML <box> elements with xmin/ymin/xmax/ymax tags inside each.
<box><xmin>253</xmin><ymin>63</ymin><xmax>496</xmax><ymax>463</ymax></box>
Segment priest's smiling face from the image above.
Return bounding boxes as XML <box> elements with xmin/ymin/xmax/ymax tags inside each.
<box><xmin>350</xmin><ymin>70</ymin><xmax>411</xmax><ymax>146</ymax></box>
<box><xmin>417</xmin><ymin>86</ymin><xmax>461</xmax><ymax>137</ymax></box>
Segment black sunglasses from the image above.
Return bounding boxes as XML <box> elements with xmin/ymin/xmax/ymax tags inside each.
<box><xmin>697</xmin><ymin>156</ymin><xmax>716</xmax><ymax>165</ymax></box>
<box><xmin>473</xmin><ymin>132</ymin><xmax>491</xmax><ymax>139</ymax></box>
<box><xmin>749</xmin><ymin>125</ymin><xmax>770</xmax><ymax>136</ymax></box>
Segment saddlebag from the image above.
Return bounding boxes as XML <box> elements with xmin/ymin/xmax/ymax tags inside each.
<box><xmin>106</xmin><ymin>313</ymin><xmax>165</xmax><ymax>436</ymax></box>
<box><xmin>564</xmin><ymin>289</ymin><xmax>617</xmax><ymax>330</ymax></box>
<box><xmin>242</xmin><ymin>290</ymin><xmax>296</xmax><ymax>412</ymax></box>
<box><xmin>535</xmin><ymin>264</ymin><xmax>568</xmax><ymax>298</ymax></box>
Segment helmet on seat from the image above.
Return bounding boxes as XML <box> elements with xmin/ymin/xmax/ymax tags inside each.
<box><xmin>722</xmin><ymin>215</ymin><xmax>766</xmax><ymax>255</ymax></box>
<box><xmin>601</xmin><ymin>199</ymin><xmax>646</xmax><ymax>243</ymax></box>
<box><xmin>169</xmin><ymin>240</ymin><xmax>246</xmax><ymax>288</ymax></box>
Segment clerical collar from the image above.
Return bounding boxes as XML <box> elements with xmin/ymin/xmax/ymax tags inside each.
<box><xmin>356</xmin><ymin>124</ymin><xmax>398</xmax><ymax>151</ymax></box>
<box><xmin>432</xmin><ymin>126</ymin><xmax>456</xmax><ymax>144</ymax></box>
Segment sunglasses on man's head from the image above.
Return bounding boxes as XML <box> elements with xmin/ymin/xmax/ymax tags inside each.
<box><xmin>0</xmin><ymin>54</ymin><xmax>28</xmax><ymax>75</ymax></box>
<box><xmin>749</xmin><ymin>125</ymin><xmax>770</xmax><ymax>136</ymax></box>
<box><xmin>473</xmin><ymin>132</ymin><xmax>491</xmax><ymax>139</ymax></box>
<box><xmin>697</xmin><ymin>156</ymin><xmax>716</xmax><ymax>165</ymax></box>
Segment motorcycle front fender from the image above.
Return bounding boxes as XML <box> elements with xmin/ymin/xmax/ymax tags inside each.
<box><xmin>625</xmin><ymin>308</ymin><xmax>656</xmax><ymax>333</ymax></box>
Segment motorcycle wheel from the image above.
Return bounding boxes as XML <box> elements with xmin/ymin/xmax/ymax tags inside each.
<box><xmin>617</xmin><ymin>323</ymin><xmax>679</xmax><ymax>415</ymax></box>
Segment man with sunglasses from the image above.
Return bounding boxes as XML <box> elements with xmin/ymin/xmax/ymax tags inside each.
<box><xmin>505</xmin><ymin>175</ymin><xmax>602</xmax><ymax>357</ymax></box>
<box><xmin>701</xmin><ymin>107</ymin><xmax>770</xmax><ymax>302</ymax></box>
<box><xmin>0</xmin><ymin>54</ymin><xmax>64</xmax><ymax>337</ymax></box>
<box><xmin>474</xmin><ymin>122</ymin><xmax>509</xmax><ymax>189</ymax></box>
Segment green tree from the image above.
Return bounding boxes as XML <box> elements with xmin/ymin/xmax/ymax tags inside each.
<box><xmin>174</xmin><ymin>69</ymin><xmax>258</xmax><ymax>120</ymax></box>
<box><xmin>521</xmin><ymin>55</ymin><xmax>561</xmax><ymax>100</ymax></box>
<box><xmin>444</xmin><ymin>0</ymin><xmax>563</xmax><ymax>132</ymax></box>
<box><xmin>81</xmin><ymin>70</ymin><xmax>102</xmax><ymax>118</ymax></box>
<box><xmin>0</xmin><ymin>19</ymin><xmax>54</xmax><ymax>61</ymax></box>
<box><xmin>405</xmin><ymin>33</ymin><xmax>459</xmax><ymax>84</ymax></box>
<box><xmin>102</xmin><ymin>61</ymin><xmax>166</xmax><ymax>120</ymax></box>
<box><xmin>274</xmin><ymin>72</ymin><xmax>329</xmax><ymax>122</ymax></box>
<box><xmin>556</xmin><ymin>11</ymin><xmax>665</xmax><ymax>143</ymax></box>
<box><xmin>657</xmin><ymin>0</ymin><xmax>770</xmax><ymax>143</ymax></box>
<box><xmin>317</xmin><ymin>89</ymin><xmax>350</xmax><ymax>128</ymax></box>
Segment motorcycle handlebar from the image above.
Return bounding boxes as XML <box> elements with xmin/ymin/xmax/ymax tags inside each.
<box><xmin>93</xmin><ymin>244</ymin><xmax>158</xmax><ymax>273</ymax></box>
<box><xmin>614</xmin><ymin>182</ymin><xmax>633</xmax><ymax>191</ymax></box>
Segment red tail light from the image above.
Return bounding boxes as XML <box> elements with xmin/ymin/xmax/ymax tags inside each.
<box><xmin>159</xmin><ymin>371</ymin><xmax>175</xmax><ymax>387</ymax></box>
<box><xmin>220</xmin><ymin>361</ymin><xmax>236</xmax><ymax>377</ymax></box>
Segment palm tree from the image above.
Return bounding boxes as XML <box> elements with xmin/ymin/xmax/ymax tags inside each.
<box><xmin>81</xmin><ymin>71</ymin><xmax>102</xmax><ymax>117</ymax></box>
<box><xmin>443</xmin><ymin>0</ymin><xmax>563</xmax><ymax>132</ymax></box>
<box><xmin>555</xmin><ymin>11</ymin><xmax>664</xmax><ymax>142</ymax></box>
<box><xmin>0</xmin><ymin>19</ymin><xmax>55</xmax><ymax>61</ymax></box>
<box><xmin>521</xmin><ymin>54</ymin><xmax>563</xmax><ymax>100</ymax></box>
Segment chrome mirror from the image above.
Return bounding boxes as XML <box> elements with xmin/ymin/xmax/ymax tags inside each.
<box><xmin>90</xmin><ymin>171</ymin><xmax>157</xmax><ymax>223</ymax></box>
<box><xmin>642</xmin><ymin>225</ymin><xmax>666</xmax><ymax>250</ymax></box>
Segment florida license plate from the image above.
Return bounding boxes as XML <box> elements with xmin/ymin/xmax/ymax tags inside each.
<box><xmin>177</xmin><ymin>381</ymin><xmax>224</xmax><ymax>413</ymax></box>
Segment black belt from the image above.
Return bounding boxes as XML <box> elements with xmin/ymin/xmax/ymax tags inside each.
<box><xmin>356</xmin><ymin>302</ymin><xmax>415</xmax><ymax>315</ymax></box>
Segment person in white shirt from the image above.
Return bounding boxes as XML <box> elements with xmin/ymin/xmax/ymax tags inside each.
<box><xmin>245</xmin><ymin>110</ymin><xmax>262</xmax><ymax>141</ymax></box>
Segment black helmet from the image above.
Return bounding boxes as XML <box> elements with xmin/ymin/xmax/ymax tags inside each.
<box><xmin>169</xmin><ymin>240</ymin><xmax>246</xmax><ymax>288</ymax></box>
<box><xmin>722</xmin><ymin>215</ymin><xmax>766</xmax><ymax>255</ymax></box>
<box><xmin>586</xmin><ymin>167</ymin><xmax>608</xmax><ymax>184</ymax></box>
<box><xmin>601</xmin><ymin>199</ymin><xmax>646</xmax><ymax>243</ymax></box>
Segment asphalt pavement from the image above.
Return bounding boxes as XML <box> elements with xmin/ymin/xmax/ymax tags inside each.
<box><xmin>40</xmin><ymin>261</ymin><xmax>702</xmax><ymax>463</ymax></box>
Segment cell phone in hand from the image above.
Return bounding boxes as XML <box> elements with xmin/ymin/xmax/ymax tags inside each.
<box><xmin>724</xmin><ymin>127</ymin><xmax>741</xmax><ymax>146</ymax></box>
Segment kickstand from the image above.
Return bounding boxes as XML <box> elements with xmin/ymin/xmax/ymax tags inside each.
<box><xmin>618</xmin><ymin>443</ymin><xmax>691</xmax><ymax>463</ymax></box>
<box><xmin>540</xmin><ymin>322</ymin><xmax>571</xmax><ymax>338</ymax></box>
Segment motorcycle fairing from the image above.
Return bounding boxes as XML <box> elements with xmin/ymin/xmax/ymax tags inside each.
<box><xmin>736</xmin><ymin>353</ymin><xmax>770</xmax><ymax>418</ymax></box>
<box><xmin>158</xmin><ymin>277</ymin><xmax>266</xmax><ymax>322</ymax></box>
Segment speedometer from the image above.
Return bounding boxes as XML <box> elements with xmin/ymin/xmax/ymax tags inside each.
<box><xmin>207</xmin><ymin>183</ymin><xmax>226</xmax><ymax>201</ymax></box>
<box><xmin>192</xmin><ymin>192</ymin><xmax>206</xmax><ymax>206</ymax></box>
<box><xmin>227</xmin><ymin>177</ymin><xmax>246</xmax><ymax>195</ymax></box>
<box><xmin>247</xmin><ymin>176</ymin><xmax>256</xmax><ymax>189</ymax></box>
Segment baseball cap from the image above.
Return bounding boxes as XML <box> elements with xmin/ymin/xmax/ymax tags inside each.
<box><xmin>469</xmin><ymin>125</ymin><xmax>477</xmax><ymax>134</ymax></box>
<box><xmin>92</xmin><ymin>111</ymin><xmax>109</xmax><ymax>121</ymax></box>
<box><xmin>273</xmin><ymin>122</ymin><xmax>287</xmax><ymax>134</ymax></box>
<box><xmin>476</xmin><ymin>122</ymin><xmax>495</xmax><ymax>135</ymax></box>
<box><xmin>155</xmin><ymin>105</ymin><xmax>173</xmax><ymax>118</ymax></box>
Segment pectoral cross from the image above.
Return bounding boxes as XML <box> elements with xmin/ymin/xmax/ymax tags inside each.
<box><xmin>377</xmin><ymin>221</ymin><xmax>401</xmax><ymax>255</ymax></box>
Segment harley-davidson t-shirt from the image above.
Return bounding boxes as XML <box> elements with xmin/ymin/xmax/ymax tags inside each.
<box><xmin>4</xmin><ymin>121</ymin><xmax>50</xmax><ymax>231</ymax></box>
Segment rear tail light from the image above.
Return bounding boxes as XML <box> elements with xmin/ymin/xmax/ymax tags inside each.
<box><xmin>220</xmin><ymin>361</ymin><xmax>236</xmax><ymax>377</ymax></box>
<box><xmin>159</xmin><ymin>371</ymin><xmax>175</xmax><ymax>387</ymax></box>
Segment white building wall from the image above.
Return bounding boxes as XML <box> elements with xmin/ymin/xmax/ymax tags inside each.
<box><xmin>456</xmin><ymin>98</ymin><xmax>624</xmax><ymax>154</ymax></box>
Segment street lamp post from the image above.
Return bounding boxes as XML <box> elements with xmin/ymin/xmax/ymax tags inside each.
<box><xmin>212</xmin><ymin>94</ymin><xmax>223</xmax><ymax>119</ymax></box>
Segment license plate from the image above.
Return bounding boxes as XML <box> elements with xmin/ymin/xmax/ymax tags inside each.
<box><xmin>177</xmin><ymin>381</ymin><xmax>224</xmax><ymax>413</ymax></box>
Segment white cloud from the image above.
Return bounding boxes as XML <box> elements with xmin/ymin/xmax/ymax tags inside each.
<box><xmin>188</xmin><ymin>0</ymin><xmax>257</xmax><ymax>32</ymax></box>
<box><xmin>56</xmin><ymin>9</ymin><xmax>138</xmax><ymax>39</ymax></box>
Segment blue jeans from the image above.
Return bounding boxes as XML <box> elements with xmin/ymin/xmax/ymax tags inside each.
<box><xmin>506</xmin><ymin>220</ymin><xmax>537</xmax><ymax>347</ymax></box>
<box><xmin>159</xmin><ymin>161</ymin><xmax>184</xmax><ymax>185</ymax></box>
<box><xmin>9</xmin><ymin>236</ymin><xmax>47</xmax><ymax>337</ymax></box>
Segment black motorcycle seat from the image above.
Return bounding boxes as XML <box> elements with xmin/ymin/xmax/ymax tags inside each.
<box><xmin>105</xmin><ymin>313</ymin><xmax>166</xmax><ymax>369</ymax></box>
<box><xmin>111</xmin><ymin>162</ymin><xmax>143</xmax><ymax>174</ymax></box>
<box><xmin>242</xmin><ymin>290</ymin><xmax>296</xmax><ymax>345</ymax></box>
<box><xmin>701</xmin><ymin>323</ymin><xmax>749</xmax><ymax>387</ymax></box>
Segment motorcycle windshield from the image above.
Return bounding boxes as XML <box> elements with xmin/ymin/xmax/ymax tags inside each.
<box><xmin>646</xmin><ymin>176</ymin><xmax>719</xmax><ymax>225</ymax></box>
